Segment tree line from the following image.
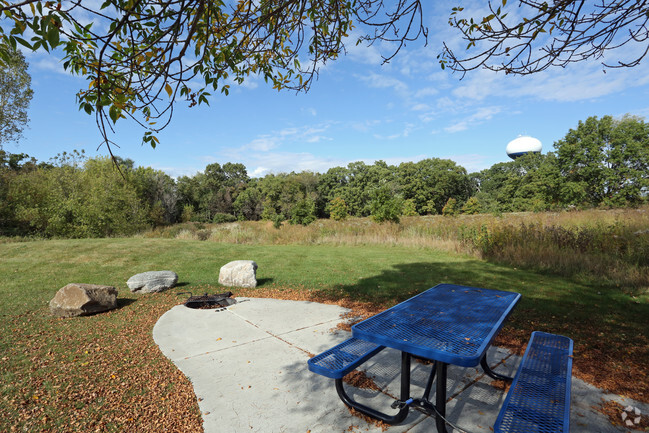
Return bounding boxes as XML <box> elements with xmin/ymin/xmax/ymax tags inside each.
<box><xmin>1</xmin><ymin>115</ymin><xmax>648</xmax><ymax>238</ymax></box>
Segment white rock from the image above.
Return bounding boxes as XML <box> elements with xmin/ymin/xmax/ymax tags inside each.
<box><xmin>634</xmin><ymin>417</ymin><xmax>641</xmax><ymax>425</ymax></box>
<box><xmin>127</xmin><ymin>270</ymin><xmax>178</xmax><ymax>293</ymax></box>
<box><xmin>622</xmin><ymin>412</ymin><xmax>627</xmax><ymax>421</ymax></box>
<box><xmin>218</xmin><ymin>260</ymin><xmax>258</xmax><ymax>288</ymax></box>
<box><xmin>625</xmin><ymin>405</ymin><xmax>635</xmax><ymax>412</ymax></box>
<box><xmin>625</xmin><ymin>420</ymin><xmax>634</xmax><ymax>427</ymax></box>
<box><xmin>635</xmin><ymin>407</ymin><xmax>641</xmax><ymax>416</ymax></box>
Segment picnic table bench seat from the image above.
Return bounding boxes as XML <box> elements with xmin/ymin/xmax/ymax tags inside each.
<box><xmin>308</xmin><ymin>337</ymin><xmax>384</xmax><ymax>379</ymax></box>
<box><xmin>494</xmin><ymin>331</ymin><xmax>573</xmax><ymax>433</ymax></box>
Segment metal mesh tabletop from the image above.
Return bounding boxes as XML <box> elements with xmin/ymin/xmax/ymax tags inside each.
<box><xmin>352</xmin><ymin>284</ymin><xmax>521</xmax><ymax>366</ymax></box>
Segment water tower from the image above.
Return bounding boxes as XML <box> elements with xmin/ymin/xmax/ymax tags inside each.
<box><xmin>506</xmin><ymin>135</ymin><xmax>542</xmax><ymax>159</ymax></box>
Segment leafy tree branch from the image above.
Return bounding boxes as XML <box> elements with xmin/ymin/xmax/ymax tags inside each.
<box><xmin>439</xmin><ymin>0</ymin><xmax>649</xmax><ymax>76</ymax></box>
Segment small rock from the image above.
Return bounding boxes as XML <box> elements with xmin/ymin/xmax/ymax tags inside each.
<box><xmin>218</xmin><ymin>260</ymin><xmax>258</xmax><ymax>288</ymax></box>
<box><xmin>50</xmin><ymin>284</ymin><xmax>118</xmax><ymax>318</ymax></box>
<box><xmin>127</xmin><ymin>271</ymin><xmax>178</xmax><ymax>293</ymax></box>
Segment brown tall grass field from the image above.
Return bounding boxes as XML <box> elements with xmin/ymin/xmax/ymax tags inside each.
<box><xmin>140</xmin><ymin>206</ymin><xmax>649</xmax><ymax>294</ymax></box>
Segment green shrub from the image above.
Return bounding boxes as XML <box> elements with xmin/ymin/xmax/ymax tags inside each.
<box><xmin>423</xmin><ymin>199</ymin><xmax>437</xmax><ymax>215</ymax></box>
<box><xmin>196</xmin><ymin>229</ymin><xmax>211</xmax><ymax>241</ymax></box>
<box><xmin>272</xmin><ymin>214</ymin><xmax>284</xmax><ymax>229</ymax></box>
<box><xmin>180</xmin><ymin>205</ymin><xmax>194</xmax><ymax>222</ymax></box>
<box><xmin>261</xmin><ymin>198</ymin><xmax>278</xmax><ymax>221</ymax></box>
<box><xmin>290</xmin><ymin>198</ymin><xmax>316</xmax><ymax>226</ymax></box>
<box><xmin>461</xmin><ymin>197</ymin><xmax>481</xmax><ymax>215</ymax></box>
<box><xmin>213</xmin><ymin>213</ymin><xmax>237</xmax><ymax>224</ymax></box>
<box><xmin>442</xmin><ymin>198</ymin><xmax>459</xmax><ymax>216</ymax></box>
<box><xmin>369</xmin><ymin>185</ymin><xmax>402</xmax><ymax>223</ymax></box>
<box><xmin>402</xmin><ymin>199</ymin><xmax>418</xmax><ymax>216</ymax></box>
<box><xmin>328</xmin><ymin>197</ymin><xmax>348</xmax><ymax>221</ymax></box>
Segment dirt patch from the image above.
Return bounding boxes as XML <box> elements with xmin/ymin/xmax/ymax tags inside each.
<box><xmin>3</xmin><ymin>292</ymin><xmax>203</xmax><ymax>433</ymax></box>
<box><xmin>490</xmin><ymin>380</ymin><xmax>511</xmax><ymax>392</ymax></box>
<box><xmin>343</xmin><ymin>370</ymin><xmax>381</xmax><ymax>391</ymax></box>
<box><xmin>345</xmin><ymin>407</ymin><xmax>390</xmax><ymax>431</ymax></box>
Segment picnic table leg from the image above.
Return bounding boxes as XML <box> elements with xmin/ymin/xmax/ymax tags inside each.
<box><xmin>422</xmin><ymin>360</ymin><xmax>437</xmax><ymax>401</ymax></box>
<box><xmin>435</xmin><ymin>362</ymin><xmax>449</xmax><ymax>433</ymax></box>
<box><xmin>334</xmin><ymin>351</ymin><xmax>411</xmax><ymax>424</ymax></box>
<box><xmin>480</xmin><ymin>353</ymin><xmax>513</xmax><ymax>382</ymax></box>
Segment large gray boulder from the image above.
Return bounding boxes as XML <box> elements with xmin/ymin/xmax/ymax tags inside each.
<box><xmin>50</xmin><ymin>283</ymin><xmax>118</xmax><ymax>318</ymax></box>
<box><xmin>218</xmin><ymin>260</ymin><xmax>258</xmax><ymax>288</ymax></box>
<box><xmin>127</xmin><ymin>270</ymin><xmax>178</xmax><ymax>293</ymax></box>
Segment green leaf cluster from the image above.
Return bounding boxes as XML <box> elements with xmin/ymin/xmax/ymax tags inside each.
<box><xmin>328</xmin><ymin>196</ymin><xmax>348</xmax><ymax>221</ymax></box>
<box><xmin>369</xmin><ymin>184</ymin><xmax>403</xmax><ymax>224</ymax></box>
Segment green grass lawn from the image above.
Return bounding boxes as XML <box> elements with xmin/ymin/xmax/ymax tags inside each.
<box><xmin>1</xmin><ymin>238</ymin><xmax>647</xmax><ymax>431</ymax></box>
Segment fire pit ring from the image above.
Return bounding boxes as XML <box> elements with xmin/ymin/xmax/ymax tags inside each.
<box><xmin>178</xmin><ymin>291</ymin><xmax>237</xmax><ymax>309</ymax></box>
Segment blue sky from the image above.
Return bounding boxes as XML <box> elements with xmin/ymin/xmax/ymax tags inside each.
<box><xmin>8</xmin><ymin>3</ymin><xmax>649</xmax><ymax>178</ymax></box>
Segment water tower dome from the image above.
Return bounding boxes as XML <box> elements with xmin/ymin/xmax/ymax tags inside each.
<box><xmin>506</xmin><ymin>135</ymin><xmax>542</xmax><ymax>159</ymax></box>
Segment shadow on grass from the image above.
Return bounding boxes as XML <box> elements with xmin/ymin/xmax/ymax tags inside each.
<box><xmin>308</xmin><ymin>259</ymin><xmax>649</xmax><ymax>401</ymax></box>
<box><xmin>257</xmin><ymin>277</ymin><xmax>274</xmax><ymax>286</ymax></box>
<box><xmin>312</xmin><ymin>260</ymin><xmax>649</xmax><ymax>340</ymax></box>
<box><xmin>116</xmin><ymin>298</ymin><xmax>137</xmax><ymax>309</ymax></box>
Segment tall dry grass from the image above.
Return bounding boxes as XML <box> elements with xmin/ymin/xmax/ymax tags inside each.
<box><xmin>139</xmin><ymin>206</ymin><xmax>649</xmax><ymax>292</ymax></box>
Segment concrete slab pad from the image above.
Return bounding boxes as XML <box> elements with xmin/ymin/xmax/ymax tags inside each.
<box><xmin>153</xmin><ymin>305</ymin><xmax>272</xmax><ymax>361</ymax></box>
<box><xmin>279</xmin><ymin>321</ymin><xmax>352</xmax><ymax>356</ymax></box>
<box><xmin>228</xmin><ymin>297</ymin><xmax>352</xmax><ymax>336</ymax></box>
<box><xmin>175</xmin><ymin>336</ymin><xmax>379</xmax><ymax>433</ymax></box>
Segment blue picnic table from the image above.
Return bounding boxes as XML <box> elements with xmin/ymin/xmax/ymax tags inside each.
<box><xmin>309</xmin><ymin>283</ymin><xmax>573</xmax><ymax>432</ymax></box>
<box><xmin>310</xmin><ymin>283</ymin><xmax>522</xmax><ymax>433</ymax></box>
<box><xmin>353</xmin><ymin>284</ymin><xmax>521</xmax><ymax>432</ymax></box>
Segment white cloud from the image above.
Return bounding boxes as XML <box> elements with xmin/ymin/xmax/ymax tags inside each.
<box><xmin>446</xmin><ymin>153</ymin><xmax>494</xmax><ymax>173</ymax></box>
<box><xmin>350</xmin><ymin>119</ymin><xmax>381</xmax><ymax>132</ymax></box>
<box><xmin>246</xmin><ymin>152</ymin><xmax>347</xmax><ymax>176</ymax></box>
<box><xmin>365</xmin><ymin>154</ymin><xmax>429</xmax><ymax>167</ymax></box>
<box><xmin>452</xmin><ymin>69</ymin><xmax>501</xmax><ymax>101</ymax></box>
<box><xmin>25</xmin><ymin>52</ymin><xmax>76</xmax><ymax>80</ymax></box>
<box><xmin>305</xmin><ymin>134</ymin><xmax>331</xmax><ymax>143</ymax></box>
<box><xmin>373</xmin><ymin>132</ymin><xmax>402</xmax><ymax>140</ymax></box>
<box><xmin>359</xmin><ymin>72</ymin><xmax>409</xmax><ymax>95</ymax></box>
<box><xmin>444</xmin><ymin>121</ymin><xmax>469</xmax><ymax>133</ymax></box>
<box><xmin>221</xmin><ymin>123</ymin><xmax>334</xmax><ymax>163</ymax></box>
<box><xmin>444</xmin><ymin>106</ymin><xmax>502</xmax><ymax>133</ymax></box>
<box><xmin>251</xmin><ymin>153</ymin><xmax>434</xmax><ymax>174</ymax></box>
<box><xmin>251</xmin><ymin>166</ymin><xmax>268</xmax><ymax>177</ymax></box>
<box><xmin>344</xmin><ymin>31</ymin><xmax>384</xmax><ymax>65</ymax></box>
<box><xmin>508</xmin><ymin>64</ymin><xmax>649</xmax><ymax>102</ymax></box>
<box><xmin>447</xmin><ymin>44</ymin><xmax>649</xmax><ymax>104</ymax></box>
<box><xmin>232</xmin><ymin>75</ymin><xmax>260</xmax><ymax>90</ymax></box>
<box><xmin>247</xmin><ymin>136</ymin><xmax>279</xmax><ymax>152</ymax></box>
<box><xmin>373</xmin><ymin>123</ymin><xmax>417</xmax><ymax>140</ymax></box>
<box><xmin>414</xmin><ymin>87</ymin><xmax>439</xmax><ymax>99</ymax></box>
<box><xmin>153</xmin><ymin>165</ymin><xmax>202</xmax><ymax>179</ymax></box>
<box><xmin>411</xmin><ymin>103</ymin><xmax>430</xmax><ymax>111</ymax></box>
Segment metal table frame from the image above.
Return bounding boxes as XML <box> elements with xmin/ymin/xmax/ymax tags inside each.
<box><xmin>341</xmin><ymin>284</ymin><xmax>521</xmax><ymax>433</ymax></box>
